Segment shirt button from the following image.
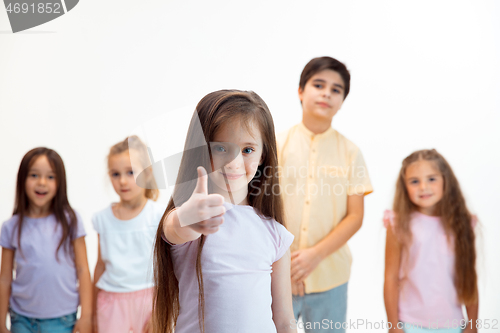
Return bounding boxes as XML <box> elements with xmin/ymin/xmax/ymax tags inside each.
<box><xmin>302</xmin><ymin>227</ymin><xmax>307</xmax><ymax>231</ymax></box>
<box><xmin>312</xmin><ymin>149</ymin><xmax>316</xmax><ymax>153</ymax></box>
<box><xmin>305</xmin><ymin>200</ymin><xmax>310</xmax><ymax>205</ymax></box>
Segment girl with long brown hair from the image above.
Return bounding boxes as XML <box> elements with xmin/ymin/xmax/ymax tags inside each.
<box><xmin>0</xmin><ymin>148</ymin><xmax>92</xmax><ymax>333</ymax></box>
<box><xmin>153</xmin><ymin>90</ymin><xmax>296</xmax><ymax>333</ymax></box>
<box><xmin>384</xmin><ymin>149</ymin><xmax>479</xmax><ymax>333</ymax></box>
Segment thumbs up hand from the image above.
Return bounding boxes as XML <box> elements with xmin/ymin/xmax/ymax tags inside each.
<box><xmin>176</xmin><ymin>166</ymin><xmax>226</xmax><ymax>236</ymax></box>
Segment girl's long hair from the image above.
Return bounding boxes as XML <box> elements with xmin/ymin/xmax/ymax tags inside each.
<box><xmin>108</xmin><ymin>135</ymin><xmax>160</xmax><ymax>201</ymax></box>
<box><xmin>152</xmin><ymin>90</ymin><xmax>285</xmax><ymax>333</ymax></box>
<box><xmin>393</xmin><ymin>149</ymin><xmax>477</xmax><ymax>305</ymax></box>
<box><xmin>13</xmin><ymin>147</ymin><xmax>78</xmax><ymax>257</ymax></box>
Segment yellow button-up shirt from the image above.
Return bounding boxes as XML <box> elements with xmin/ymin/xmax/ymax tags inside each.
<box><xmin>277</xmin><ymin>123</ymin><xmax>373</xmax><ymax>293</ymax></box>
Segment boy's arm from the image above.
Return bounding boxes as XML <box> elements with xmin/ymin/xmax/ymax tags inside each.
<box><xmin>271</xmin><ymin>249</ymin><xmax>297</xmax><ymax>333</ymax></box>
<box><xmin>73</xmin><ymin>237</ymin><xmax>93</xmax><ymax>333</ymax></box>
<box><xmin>0</xmin><ymin>248</ymin><xmax>14</xmax><ymax>332</ymax></box>
<box><xmin>384</xmin><ymin>227</ymin><xmax>403</xmax><ymax>332</ymax></box>
<box><xmin>313</xmin><ymin>193</ymin><xmax>364</xmax><ymax>259</ymax></box>
<box><xmin>290</xmin><ymin>194</ymin><xmax>364</xmax><ymax>283</ymax></box>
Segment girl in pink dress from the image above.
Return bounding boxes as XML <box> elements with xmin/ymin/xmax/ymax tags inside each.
<box><xmin>384</xmin><ymin>149</ymin><xmax>479</xmax><ymax>333</ymax></box>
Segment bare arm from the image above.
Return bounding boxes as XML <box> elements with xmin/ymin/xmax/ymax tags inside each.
<box><xmin>271</xmin><ymin>249</ymin><xmax>296</xmax><ymax>333</ymax></box>
<box><xmin>464</xmin><ymin>293</ymin><xmax>478</xmax><ymax>333</ymax></box>
<box><xmin>93</xmin><ymin>235</ymin><xmax>105</xmax><ymax>332</ymax></box>
<box><xmin>315</xmin><ymin>194</ymin><xmax>364</xmax><ymax>258</ymax></box>
<box><xmin>291</xmin><ymin>194</ymin><xmax>364</xmax><ymax>283</ymax></box>
<box><xmin>0</xmin><ymin>248</ymin><xmax>14</xmax><ymax>332</ymax></box>
<box><xmin>163</xmin><ymin>167</ymin><xmax>225</xmax><ymax>245</ymax></box>
<box><xmin>163</xmin><ymin>209</ymin><xmax>203</xmax><ymax>245</ymax></box>
<box><xmin>384</xmin><ymin>226</ymin><xmax>403</xmax><ymax>332</ymax></box>
<box><xmin>73</xmin><ymin>237</ymin><xmax>92</xmax><ymax>333</ymax></box>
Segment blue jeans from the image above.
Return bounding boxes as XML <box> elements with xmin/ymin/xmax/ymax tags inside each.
<box><xmin>9</xmin><ymin>309</ymin><xmax>76</xmax><ymax>333</ymax></box>
<box><xmin>292</xmin><ymin>282</ymin><xmax>348</xmax><ymax>333</ymax></box>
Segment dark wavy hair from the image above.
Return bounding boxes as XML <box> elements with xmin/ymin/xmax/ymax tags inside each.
<box><xmin>13</xmin><ymin>147</ymin><xmax>78</xmax><ymax>258</ymax></box>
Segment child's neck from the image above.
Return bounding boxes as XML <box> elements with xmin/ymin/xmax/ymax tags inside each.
<box><xmin>302</xmin><ymin>117</ymin><xmax>332</xmax><ymax>135</ymax></box>
<box><xmin>217</xmin><ymin>188</ymin><xmax>249</xmax><ymax>206</ymax></box>
<box><xmin>417</xmin><ymin>205</ymin><xmax>439</xmax><ymax>217</ymax></box>
<box><xmin>113</xmin><ymin>195</ymin><xmax>148</xmax><ymax>220</ymax></box>
<box><xmin>26</xmin><ymin>204</ymin><xmax>52</xmax><ymax>218</ymax></box>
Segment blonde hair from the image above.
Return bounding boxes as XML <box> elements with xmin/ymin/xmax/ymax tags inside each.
<box><xmin>108</xmin><ymin>135</ymin><xmax>159</xmax><ymax>201</ymax></box>
<box><xmin>393</xmin><ymin>149</ymin><xmax>477</xmax><ymax>305</ymax></box>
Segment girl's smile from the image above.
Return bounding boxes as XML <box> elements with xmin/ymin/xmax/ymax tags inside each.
<box><xmin>405</xmin><ymin>160</ymin><xmax>444</xmax><ymax>216</ymax></box>
<box><xmin>219</xmin><ymin>172</ymin><xmax>245</xmax><ymax>180</ymax></box>
<box><xmin>25</xmin><ymin>155</ymin><xmax>57</xmax><ymax>216</ymax></box>
<box><xmin>208</xmin><ymin>118</ymin><xmax>263</xmax><ymax>205</ymax></box>
<box><xmin>35</xmin><ymin>190</ymin><xmax>48</xmax><ymax>197</ymax></box>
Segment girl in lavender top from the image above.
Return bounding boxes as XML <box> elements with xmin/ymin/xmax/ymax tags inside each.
<box><xmin>0</xmin><ymin>148</ymin><xmax>92</xmax><ymax>333</ymax></box>
<box><xmin>384</xmin><ymin>149</ymin><xmax>479</xmax><ymax>333</ymax></box>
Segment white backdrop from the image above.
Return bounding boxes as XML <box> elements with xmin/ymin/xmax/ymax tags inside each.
<box><xmin>1</xmin><ymin>1</ymin><xmax>499</xmax><ymax>331</ymax></box>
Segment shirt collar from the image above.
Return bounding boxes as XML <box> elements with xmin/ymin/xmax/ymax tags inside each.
<box><xmin>298</xmin><ymin>122</ymin><xmax>334</xmax><ymax>140</ymax></box>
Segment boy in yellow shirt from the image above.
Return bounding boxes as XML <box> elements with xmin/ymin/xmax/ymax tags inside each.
<box><xmin>277</xmin><ymin>56</ymin><xmax>373</xmax><ymax>332</ymax></box>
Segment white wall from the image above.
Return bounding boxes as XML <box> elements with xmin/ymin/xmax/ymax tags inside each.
<box><xmin>1</xmin><ymin>0</ymin><xmax>499</xmax><ymax>331</ymax></box>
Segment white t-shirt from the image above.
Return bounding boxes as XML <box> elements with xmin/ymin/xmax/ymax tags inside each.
<box><xmin>93</xmin><ymin>199</ymin><xmax>165</xmax><ymax>292</ymax></box>
<box><xmin>170</xmin><ymin>203</ymin><xmax>294</xmax><ymax>333</ymax></box>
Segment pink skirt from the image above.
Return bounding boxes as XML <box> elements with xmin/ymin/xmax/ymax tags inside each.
<box><xmin>97</xmin><ymin>287</ymin><xmax>153</xmax><ymax>333</ymax></box>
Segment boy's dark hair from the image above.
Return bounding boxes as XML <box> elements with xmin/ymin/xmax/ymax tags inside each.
<box><xmin>299</xmin><ymin>56</ymin><xmax>351</xmax><ymax>99</ymax></box>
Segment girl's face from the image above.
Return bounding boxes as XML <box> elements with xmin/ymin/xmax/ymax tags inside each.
<box><xmin>405</xmin><ymin>160</ymin><xmax>444</xmax><ymax>216</ymax></box>
<box><xmin>208</xmin><ymin>118</ymin><xmax>263</xmax><ymax>203</ymax></box>
<box><xmin>299</xmin><ymin>69</ymin><xmax>345</xmax><ymax>123</ymax></box>
<box><xmin>25</xmin><ymin>155</ymin><xmax>57</xmax><ymax>213</ymax></box>
<box><xmin>108</xmin><ymin>151</ymin><xmax>146</xmax><ymax>202</ymax></box>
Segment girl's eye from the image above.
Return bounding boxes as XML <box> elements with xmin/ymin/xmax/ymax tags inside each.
<box><xmin>128</xmin><ymin>171</ymin><xmax>134</xmax><ymax>176</ymax></box>
<box><xmin>332</xmin><ymin>89</ymin><xmax>340</xmax><ymax>94</ymax></box>
<box><xmin>214</xmin><ymin>145</ymin><xmax>227</xmax><ymax>153</ymax></box>
<box><xmin>48</xmin><ymin>175</ymin><xmax>55</xmax><ymax>180</ymax></box>
<box><xmin>30</xmin><ymin>174</ymin><xmax>38</xmax><ymax>178</ymax></box>
<box><xmin>314</xmin><ymin>84</ymin><xmax>323</xmax><ymax>89</ymax></box>
<box><xmin>112</xmin><ymin>172</ymin><xmax>119</xmax><ymax>177</ymax></box>
<box><xmin>243</xmin><ymin>147</ymin><xmax>254</xmax><ymax>154</ymax></box>
<box><xmin>410</xmin><ymin>180</ymin><xmax>419</xmax><ymax>185</ymax></box>
<box><xmin>429</xmin><ymin>177</ymin><xmax>435</xmax><ymax>182</ymax></box>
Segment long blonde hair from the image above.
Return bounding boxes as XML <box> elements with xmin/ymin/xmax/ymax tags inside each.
<box><xmin>393</xmin><ymin>149</ymin><xmax>477</xmax><ymax>305</ymax></box>
<box><xmin>108</xmin><ymin>135</ymin><xmax>159</xmax><ymax>201</ymax></box>
<box><xmin>152</xmin><ymin>90</ymin><xmax>285</xmax><ymax>333</ymax></box>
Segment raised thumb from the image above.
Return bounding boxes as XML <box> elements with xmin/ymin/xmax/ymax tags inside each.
<box><xmin>193</xmin><ymin>166</ymin><xmax>208</xmax><ymax>195</ymax></box>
